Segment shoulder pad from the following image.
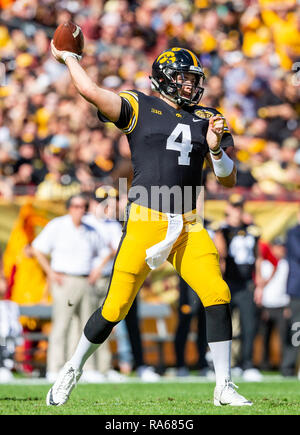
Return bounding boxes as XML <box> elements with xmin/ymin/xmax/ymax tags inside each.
<box><xmin>247</xmin><ymin>225</ymin><xmax>261</xmax><ymax>237</ymax></box>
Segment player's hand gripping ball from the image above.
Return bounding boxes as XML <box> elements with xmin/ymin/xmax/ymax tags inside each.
<box><xmin>52</xmin><ymin>22</ymin><xmax>84</xmax><ymax>63</ymax></box>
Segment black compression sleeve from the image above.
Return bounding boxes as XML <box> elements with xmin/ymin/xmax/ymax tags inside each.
<box><xmin>84</xmin><ymin>308</ymin><xmax>119</xmax><ymax>344</ymax></box>
<box><xmin>205</xmin><ymin>304</ymin><xmax>232</xmax><ymax>343</ymax></box>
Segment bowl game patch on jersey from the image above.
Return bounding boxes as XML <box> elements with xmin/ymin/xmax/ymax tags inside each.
<box><xmin>194</xmin><ymin>109</ymin><xmax>214</xmax><ymax>119</ymax></box>
<box><xmin>194</xmin><ymin>108</ymin><xmax>230</xmax><ymax>132</ymax></box>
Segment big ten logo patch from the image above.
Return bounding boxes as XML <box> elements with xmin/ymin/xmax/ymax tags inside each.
<box><xmin>151</xmin><ymin>108</ymin><xmax>162</xmax><ymax>115</ymax></box>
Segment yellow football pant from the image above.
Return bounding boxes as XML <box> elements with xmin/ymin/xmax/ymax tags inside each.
<box><xmin>102</xmin><ymin>203</ymin><xmax>231</xmax><ymax>323</ymax></box>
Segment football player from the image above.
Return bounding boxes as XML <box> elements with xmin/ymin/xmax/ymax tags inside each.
<box><xmin>46</xmin><ymin>43</ymin><xmax>252</xmax><ymax>407</ymax></box>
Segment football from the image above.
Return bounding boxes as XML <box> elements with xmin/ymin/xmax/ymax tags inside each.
<box><xmin>52</xmin><ymin>21</ymin><xmax>84</xmax><ymax>55</ymax></box>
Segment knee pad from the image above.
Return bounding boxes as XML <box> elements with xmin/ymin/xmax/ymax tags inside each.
<box><xmin>84</xmin><ymin>308</ymin><xmax>119</xmax><ymax>344</ymax></box>
<box><xmin>102</xmin><ymin>298</ymin><xmax>133</xmax><ymax>323</ymax></box>
<box><xmin>205</xmin><ymin>303</ymin><xmax>232</xmax><ymax>343</ymax></box>
<box><xmin>202</xmin><ymin>279</ymin><xmax>231</xmax><ymax>307</ymax></box>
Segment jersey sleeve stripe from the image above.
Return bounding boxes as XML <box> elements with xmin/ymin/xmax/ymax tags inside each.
<box><xmin>119</xmin><ymin>91</ymin><xmax>139</xmax><ymax>133</ymax></box>
<box><xmin>123</xmin><ymin>114</ymin><xmax>136</xmax><ymax>134</ymax></box>
<box><xmin>122</xmin><ymin>97</ymin><xmax>135</xmax><ymax>127</ymax></box>
<box><xmin>122</xmin><ymin>90</ymin><xmax>138</xmax><ymax>102</ymax></box>
<box><xmin>184</xmin><ymin>49</ymin><xmax>198</xmax><ymax>67</ymax></box>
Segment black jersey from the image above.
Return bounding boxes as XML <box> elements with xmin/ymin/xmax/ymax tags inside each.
<box><xmin>219</xmin><ymin>223</ymin><xmax>260</xmax><ymax>287</ymax></box>
<box><xmin>98</xmin><ymin>90</ymin><xmax>233</xmax><ymax>213</ymax></box>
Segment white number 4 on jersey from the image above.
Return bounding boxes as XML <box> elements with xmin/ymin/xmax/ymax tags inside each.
<box><xmin>166</xmin><ymin>123</ymin><xmax>193</xmax><ymax>166</ymax></box>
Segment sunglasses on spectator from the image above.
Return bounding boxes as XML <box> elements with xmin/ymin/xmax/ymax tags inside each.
<box><xmin>69</xmin><ymin>203</ymin><xmax>86</xmax><ymax>209</ymax></box>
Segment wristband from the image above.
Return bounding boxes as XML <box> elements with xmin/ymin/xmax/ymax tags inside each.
<box><xmin>210</xmin><ymin>145</ymin><xmax>222</xmax><ymax>156</ymax></box>
<box><xmin>61</xmin><ymin>51</ymin><xmax>82</xmax><ymax>62</ymax></box>
<box><xmin>210</xmin><ymin>149</ymin><xmax>234</xmax><ymax>177</ymax></box>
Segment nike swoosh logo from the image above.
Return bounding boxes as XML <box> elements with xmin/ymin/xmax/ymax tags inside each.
<box><xmin>49</xmin><ymin>388</ymin><xmax>59</xmax><ymax>406</ymax></box>
<box><xmin>192</xmin><ymin>118</ymin><xmax>202</xmax><ymax>122</ymax></box>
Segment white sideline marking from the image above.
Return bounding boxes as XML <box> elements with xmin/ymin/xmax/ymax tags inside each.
<box><xmin>0</xmin><ymin>374</ymin><xmax>294</xmax><ymax>385</ymax></box>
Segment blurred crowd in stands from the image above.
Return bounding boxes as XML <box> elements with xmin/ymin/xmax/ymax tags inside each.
<box><xmin>0</xmin><ymin>0</ymin><xmax>299</xmax><ymax>200</ymax></box>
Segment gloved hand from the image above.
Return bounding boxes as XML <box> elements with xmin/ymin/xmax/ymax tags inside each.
<box><xmin>51</xmin><ymin>39</ymin><xmax>82</xmax><ymax>64</ymax></box>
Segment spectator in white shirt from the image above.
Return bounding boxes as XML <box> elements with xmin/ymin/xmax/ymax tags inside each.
<box><xmin>256</xmin><ymin>237</ymin><xmax>291</xmax><ymax>375</ymax></box>
<box><xmin>32</xmin><ymin>193</ymin><xmax>107</xmax><ymax>382</ymax></box>
<box><xmin>83</xmin><ymin>188</ymin><xmax>124</xmax><ymax>381</ymax></box>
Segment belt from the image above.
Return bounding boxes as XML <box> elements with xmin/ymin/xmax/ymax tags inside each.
<box><xmin>55</xmin><ymin>272</ymin><xmax>89</xmax><ymax>278</ymax></box>
<box><xmin>128</xmin><ymin>203</ymin><xmax>199</xmax><ymax>223</ymax></box>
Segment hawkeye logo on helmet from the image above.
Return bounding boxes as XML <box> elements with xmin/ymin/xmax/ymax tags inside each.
<box><xmin>157</xmin><ymin>51</ymin><xmax>176</xmax><ymax>64</ymax></box>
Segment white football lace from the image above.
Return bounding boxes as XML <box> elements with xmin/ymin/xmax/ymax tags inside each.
<box><xmin>222</xmin><ymin>380</ymin><xmax>242</xmax><ymax>399</ymax></box>
<box><xmin>56</xmin><ymin>367</ymin><xmax>77</xmax><ymax>397</ymax></box>
<box><xmin>225</xmin><ymin>380</ymin><xmax>238</xmax><ymax>390</ymax></box>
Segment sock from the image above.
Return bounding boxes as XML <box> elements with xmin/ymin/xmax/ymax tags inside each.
<box><xmin>204</xmin><ymin>304</ymin><xmax>232</xmax><ymax>386</ymax></box>
<box><xmin>208</xmin><ymin>339</ymin><xmax>232</xmax><ymax>386</ymax></box>
<box><xmin>69</xmin><ymin>333</ymin><xmax>100</xmax><ymax>371</ymax></box>
<box><xmin>84</xmin><ymin>307</ymin><xmax>118</xmax><ymax>344</ymax></box>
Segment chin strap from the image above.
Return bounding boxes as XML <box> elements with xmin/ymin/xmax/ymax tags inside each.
<box><xmin>150</xmin><ymin>75</ymin><xmax>193</xmax><ymax>107</ymax></box>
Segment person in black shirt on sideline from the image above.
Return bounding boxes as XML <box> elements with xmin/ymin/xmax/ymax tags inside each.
<box><xmin>214</xmin><ymin>194</ymin><xmax>263</xmax><ymax>382</ymax></box>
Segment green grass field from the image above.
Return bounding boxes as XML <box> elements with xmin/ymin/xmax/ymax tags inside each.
<box><xmin>0</xmin><ymin>376</ymin><xmax>300</xmax><ymax>415</ymax></box>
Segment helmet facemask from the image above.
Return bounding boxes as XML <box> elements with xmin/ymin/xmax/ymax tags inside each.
<box><xmin>170</xmin><ymin>69</ymin><xmax>205</xmax><ymax>106</ymax></box>
<box><xmin>151</xmin><ymin>65</ymin><xmax>205</xmax><ymax>107</ymax></box>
